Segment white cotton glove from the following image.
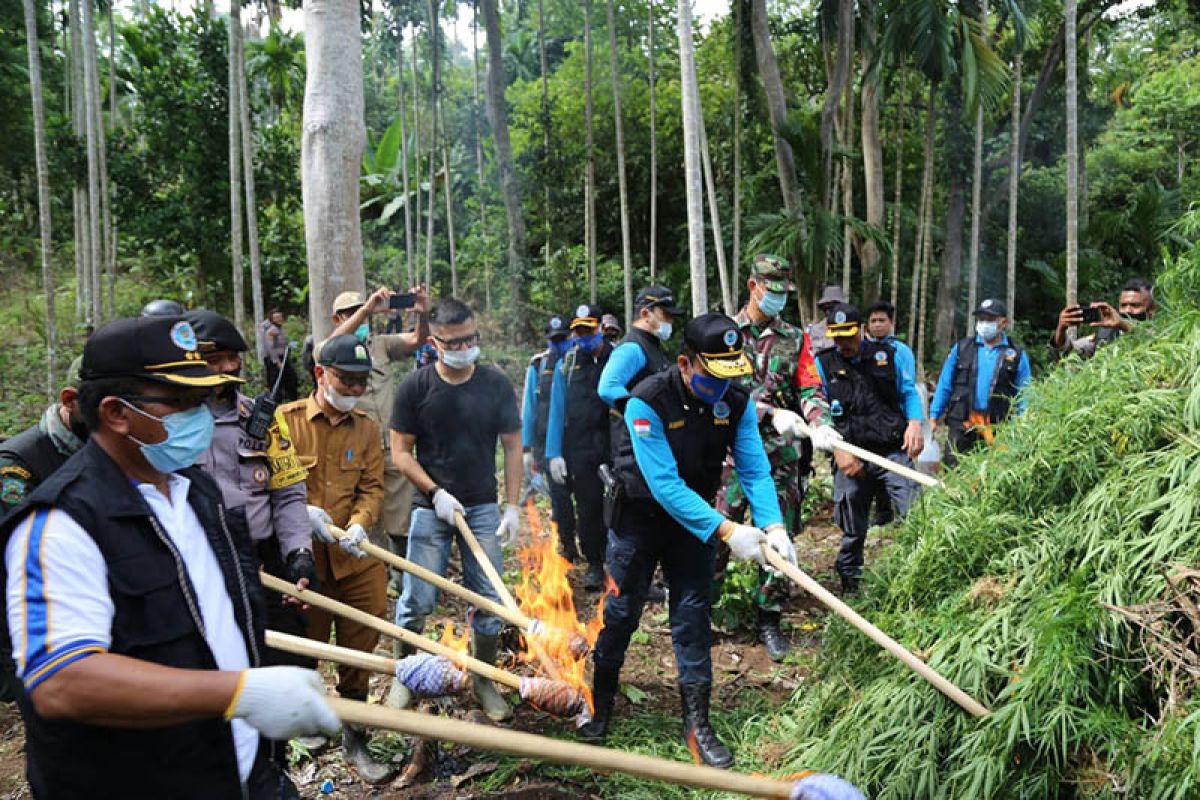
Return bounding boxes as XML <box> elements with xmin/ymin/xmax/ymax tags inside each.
<box><xmin>496</xmin><ymin>505</ymin><xmax>521</xmax><ymax>548</ymax></box>
<box><xmin>807</xmin><ymin>423</ymin><xmax>843</xmax><ymax>453</ymax></box>
<box><xmin>338</xmin><ymin>523</ymin><xmax>369</xmax><ymax>559</ymax></box>
<box><xmin>721</xmin><ymin>523</ymin><xmax>768</xmax><ymax>566</ymax></box>
<box><xmin>764</xmin><ymin>525</ymin><xmax>797</xmax><ymax>568</ymax></box>
<box><xmin>431</xmin><ymin>487</ymin><xmax>465</xmax><ymax>526</ymax></box>
<box><xmin>228</xmin><ymin>666</ymin><xmax>340</xmax><ymax>740</ymax></box>
<box><xmin>306</xmin><ymin>505</ymin><xmax>334</xmax><ymax>545</ymax></box>
<box><xmin>522</xmin><ymin>451</ymin><xmax>535</xmax><ymax>477</ymax></box>
<box><xmin>770</xmin><ymin>409</ymin><xmax>802</xmax><ymax>439</ymax></box>
<box><xmin>549</xmin><ymin>457</ymin><xmax>569</xmax><ymax>485</ymax></box>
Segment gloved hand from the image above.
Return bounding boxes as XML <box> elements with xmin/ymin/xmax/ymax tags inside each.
<box><xmin>721</xmin><ymin>523</ymin><xmax>768</xmax><ymax>565</ymax></box>
<box><xmin>432</xmin><ymin>487</ymin><xmax>464</xmax><ymax>526</ymax></box>
<box><xmin>284</xmin><ymin>548</ymin><xmax>319</xmax><ymax>588</ymax></box>
<box><xmin>807</xmin><ymin>423</ymin><xmax>843</xmax><ymax>453</ymax></box>
<box><xmin>522</xmin><ymin>451</ymin><xmax>536</xmax><ymax>477</ymax></box>
<box><xmin>306</xmin><ymin>505</ymin><xmax>334</xmax><ymax>544</ymax></box>
<box><xmin>764</xmin><ymin>525</ymin><xmax>797</xmax><ymax>568</ymax></box>
<box><xmin>338</xmin><ymin>523</ymin><xmax>369</xmax><ymax>559</ymax></box>
<box><xmin>227</xmin><ymin>666</ymin><xmax>340</xmax><ymax>740</ymax></box>
<box><xmin>549</xmin><ymin>457</ymin><xmax>568</xmax><ymax>485</ymax></box>
<box><xmin>496</xmin><ymin>505</ymin><xmax>521</xmax><ymax>548</ymax></box>
<box><xmin>770</xmin><ymin>409</ymin><xmax>802</xmax><ymax>439</ymax></box>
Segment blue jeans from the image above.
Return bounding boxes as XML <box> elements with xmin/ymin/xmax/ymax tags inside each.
<box><xmin>394</xmin><ymin>503</ymin><xmax>504</xmax><ymax>637</ymax></box>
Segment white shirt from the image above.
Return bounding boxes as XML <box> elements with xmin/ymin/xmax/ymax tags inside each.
<box><xmin>5</xmin><ymin>474</ymin><xmax>258</xmax><ymax>782</ymax></box>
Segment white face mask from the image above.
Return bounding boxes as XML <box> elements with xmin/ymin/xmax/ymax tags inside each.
<box><xmin>440</xmin><ymin>345</ymin><xmax>480</xmax><ymax>370</ymax></box>
<box><xmin>975</xmin><ymin>320</ymin><xmax>1001</xmax><ymax>341</ymax></box>
<box><xmin>654</xmin><ymin>320</ymin><xmax>673</xmax><ymax>341</ymax></box>
<box><xmin>323</xmin><ymin>384</ymin><xmax>359</xmax><ymax>413</ymax></box>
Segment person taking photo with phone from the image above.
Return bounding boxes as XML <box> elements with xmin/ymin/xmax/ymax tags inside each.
<box><xmin>1050</xmin><ymin>278</ymin><xmax>1156</xmax><ymax>361</ymax></box>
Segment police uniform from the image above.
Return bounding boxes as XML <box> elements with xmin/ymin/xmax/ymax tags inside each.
<box><xmin>930</xmin><ymin>298</ymin><xmax>1032</xmax><ymax>460</ymax></box>
<box><xmin>814</xmin><ymin>304</ymin><xmax>925</xmax><ymax>592</ymax></box>
<box><xmin>587</xmin><ymin>313</ymin><xmax>784</xmax><ymax>768</ymax></box>
<box><xmin>520</xmin><ymin>315</ymin><xmax>577</xmax><ymax>559</ymax></box>
<box><xmin>545</xmin><ymin>304</ymin><xmax>614</xmax><ymax>586</ymax></box>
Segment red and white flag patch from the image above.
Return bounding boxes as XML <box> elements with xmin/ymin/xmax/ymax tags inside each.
<box><xmin>633</xmin><ymin>418</ymin><xmax>652</xmax><ymax>437</ymax></box>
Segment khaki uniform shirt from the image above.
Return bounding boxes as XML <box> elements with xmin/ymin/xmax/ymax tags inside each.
<box><xmin>280</xmin><ymin>394</ymin><xmax>385</xmax><ymax>580</ymax></box>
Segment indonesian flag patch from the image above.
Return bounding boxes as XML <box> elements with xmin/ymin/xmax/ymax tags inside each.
<box><xmin>633</xmin><ymin>418</ymin><xmax>652</xmax><ymax>437</ymax></box>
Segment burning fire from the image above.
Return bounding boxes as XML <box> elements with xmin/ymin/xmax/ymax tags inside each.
<box><xmin>436</xmin><ymin>620</ymin><xmax>471</xmax><ymax>654</ymax></box>
<box><xmin>967</xmin><ymin>411</ymin><xmax>996</xmax><ymax>446</ymax></box>
<box><xmin>515</xmin><ymin>499</ymin><xmax>610</xmax><ymax>712</ymax></box>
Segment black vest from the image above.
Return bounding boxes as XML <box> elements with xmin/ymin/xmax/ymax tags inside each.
<box><xmin>608</xmin><ymin>328</ymin><xmax>673</xmax><ymax>464</ymax></box>
<box><xmin>0</xmin><ymin>425</ymin><xmax>69</xmax><ymax>519</ymax></box>
<box><xmin>945</xmin><ymin>337</ymin><xmax>1025</xmax><ymax>429</ymax></box>
<box><xmin>531</xmin><ymin>349</ymin><xmax>560</xmax><ymax>456</ymax></box>
<box><xmin>613</xmin><ymin>368</ymin><xmax>749</xmax><ymax>507</ymax></box>
<box><xmin>0</xmin><ymin>439</ymin><xmax>269</xmax><ymax>799</ymax></box>
<box><xmin>815</xmin><ymin>341</ymin><xmax>907</xmax><ymax>454</ymax></box>
<box><xmin>562</xmin><ymin>343</ymin><xmax>612</xmax><ymax>464</ymax></box>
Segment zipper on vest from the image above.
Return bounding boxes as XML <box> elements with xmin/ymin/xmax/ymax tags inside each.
<box><xmin>216</xmin><ymin>503</ymin><xmax>262</xmax><ymax>668</ymax></box>
<box><xmin>145</xmin><ymin>514</ymin><xmax>207</xmax><ymax>640</ymax></box>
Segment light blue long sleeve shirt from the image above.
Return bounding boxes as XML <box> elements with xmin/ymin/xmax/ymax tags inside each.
<box><xmin>544</xmin><ymin>356</ymin><xmax>569</xmax><ymax>460</ymax></box>
<box><xmin>814</xmin><ymin>341</ymin><xmax>925</xmax><ymax>421</ymax></box>
<box><xmin>624</xmin><ymin>395</ymin><xmax>783</xmax><ymax>542</ymax></box>
<box><xmin>929</xmin><ymin>334</ymin><xmax>1033</xmax><ymax>420</ymax></box>
<box><xmin>520</xmin><ymin>360</ymin><xmax>540</xmax><ymax>450</ymax></box>
<box><xmin>597</xmin><ymin>342</ymin><xmax>647</xmax><ymax>408</ymax></box>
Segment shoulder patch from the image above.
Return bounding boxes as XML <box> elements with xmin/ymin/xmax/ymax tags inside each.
<box><xmin>633</xmin><ymin>418</ymin><xmax>652</xmax><ymax>437</ymax></box>
<box><xmin>1</xmin><ymin>475</ymin><xmax>27</xmax><ymax>506</ymax></box>
<box><xmin>0</xmin><ymin>464</ymin><xmax>33</xmax><ymax>481</ymax></box>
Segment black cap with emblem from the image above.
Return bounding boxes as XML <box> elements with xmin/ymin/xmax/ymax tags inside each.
<box><xmin>973</xmin><ymin>298</ymin><xmax>1008</xmax><ymax>318</ymax></box>
<box><xmin>317</xmin><ymin>333</ymin><xmax>377</xmax><ymax>373</ymax></box>
<box><xmin>825</xmin><ymin>303</ymin><xmax>863</xmax><ymax>338</ymax></box>
<box><xmin>684</xmin><ymin>313</ymin><xmax>753</xmax><ymax>379</ymax></box>
<box><xmin>185</xmin><ymin>309</ymin><xmax>249</xmax><ymax>353</ymax></box>
<box><xmin>545</xmin><ymin>314</ymin><xmax>569</xmax><ymax>340</ymax></box>
<box><xmin>570</xmin><ymin>304</ymin><xmax>605</xmax><ymax>330</ymax></box>
<box><xmin>80</xmin><ymin>316</ymin><xmax>242</xmax><ymax>387</ymax></box>
<box><xmin>634</xmin><ymin>286</ymin><xmax>685</xmax><ymax>316</ymax></box>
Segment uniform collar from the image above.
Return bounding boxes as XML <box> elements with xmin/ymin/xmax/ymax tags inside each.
<box><xmin>304</xmin><ymin>392</ymin><xmax>357</xmax><ymax>425</ymax></box>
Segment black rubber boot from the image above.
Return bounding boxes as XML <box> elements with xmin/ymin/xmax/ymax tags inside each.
<box><xmin>471</xmin><ymin>633</ymin><xmax>514</xmax><ymax>722</ymax></box>
<box><xmin>679</xmin><ymin>683</ymin><xmax>733</xmax><ymax>769</ymax></box>
<box><xmin>340</xmin><ymin>708</ymin><xmax>396</xmax><ymax>784</ymax></box>
<box><xmin>839</xmin><ymin>573</ymin><xmax>859</xmax><ymax>596</ymax></box>
<box><xmin>756</xmin><ymin>609</ymin><xmax>790</xmax><ymax>662</ymax></box>
<box><xmin>578</xmin><ymin>667</ymin><xmax>619</xmax><ymax>741</ymax></box>
<box><xmin>583</xmin><ymin>563</ymin><xmax>606</xmax><ymax>592</ymax></box>
<box><xmin>386</xmin><ymin>639</ymin><xmax>418</xmax><ymax>710</ymax></box>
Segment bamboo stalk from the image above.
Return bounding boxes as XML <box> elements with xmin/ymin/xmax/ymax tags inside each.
<box><xmin>794</xmin><ymin>420</ymin><xmax>942</xmax><ymax>488</ymax></box>
<box><xmin>266</xmin><ymin>629</ymin><xmax>398</xmax><ymax>676</ymax></box>
<box><xmin>258</xmin><ymin>572</ymin><xmax>521</xmax><ymax>690</ymax></box>
<box><xmin>759</xmin><ymin>547</ymin><xmax>991</xmax><ymax>717</ymax></box>
<box><xmin>326</xmin><ymin>697</ymin><xmax>797</xmax><ymax>798</ymax></box>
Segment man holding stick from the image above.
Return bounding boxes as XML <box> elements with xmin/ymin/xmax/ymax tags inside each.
<box><xmin>389</xmin><ymin>298</ymin><xmax>523</xmax><ymax>722</ymax></box>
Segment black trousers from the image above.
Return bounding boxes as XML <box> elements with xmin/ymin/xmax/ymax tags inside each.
<box><xmin>564</xmin><ymin>452</ymin><xmax>607</xmax><ymax>567</ymax></box>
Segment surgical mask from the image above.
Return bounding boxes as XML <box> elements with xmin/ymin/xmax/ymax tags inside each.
<box><xmin>975</xmin><ymin>320</ymin><xmax>1000</xmax><ymax>341</ymax></box>
<box><xmin>576</xmin><ymin>332</ymin><xmax>604</xmax><ymax>354</ymax></box>
<box><xmin>689</xmin><ymin>371</ymin><xmax>730</xmax><ymax>405</ymax></box>
<box><xmin>120</xmin><ymin>401</ymin><xmax>215</xmax><ymax>473</ymax></box>
<box><xmin>1124</xmin><ymin>311</ymin><xmax>1148</xmax><ymax>322</ymax></box>
<box><xmin>654</xmin><ymin>321</ymin><xmax>673</xmax><ymax>342</ymax></box>
<box><xmin>758</xmin><ymin>290</ymin><xmax>788</xmax><ymax>318</ymax></box>
<box><xmin>440</xmin><ymin>345</ymin><xmax>480</xmax><ymax>370</ymax></box>
<box><xmin>354</xmin><ymin>323</ymin><xmax>370</xmax><ymax>342</ymax></box>
<box><xmin>323</xmin><ymin>385</ymin><xmax>359</xmax><ymax>413</ymax></box>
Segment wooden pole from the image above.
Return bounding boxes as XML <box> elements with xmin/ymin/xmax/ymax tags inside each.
<box><xmin>759</xmin><ymin>548</ymin><xmax>991</xmax><ymax>717</ymax></box>
<box><xmin>794</xmin><ymin>420</ymin><xmax>942</xmax><ymax>488</ymax></box>
<box><xmin>266</xmin><ymin>629</ymin><xmax>398</xmax><ymax>677</ymax></box>
<box><xmin>326</xmin><ymin>697</ymin><xmax>797</xmax><ymax>798</ymax></box>
<box><xmin>258</xmin><ymin>572</ymin><xmax>521</xmax><ymax>690</ymax></box>
<box><xmin>453</xmin><ymin>512</ymin><xmax>519</xmax><ymax>610</ymax></box>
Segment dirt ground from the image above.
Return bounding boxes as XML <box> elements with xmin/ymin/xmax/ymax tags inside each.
<box><xmin>0</xmin><ymin>503</ymin><xmax>893</xmax><ymax>800</ymax></box>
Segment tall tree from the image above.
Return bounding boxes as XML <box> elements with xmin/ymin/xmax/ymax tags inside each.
<box><xmin>439</xmin><ymin>100</ymin><xmax>458</xmax><ymax>295</ymax></box>
<box><xmin>888</xmin><ymin>101</ymin><xmax>904</xmax><ymax>307</ymax></box>
<box><xmin>678</xmin><ymin>0</ymin><xmax>707</xmax><ymax>314</ymax></box>
<box><xmin>398</xmin><ymin>29</ymin><xmax>415</xmax><ymax>287</ymax></box>
<box><xmin>908</xmin><ymin>86</ymin><xmax>935</xmax><ymax>349</ymax></box>
<box><xmin>731</xmin><ymin>0</ymin><xmax>742</xmax><ymax>291</ymax></box>
<box><xmin>648</xmin><ymin>0</ymin><xmax>658</xmax><ymax>280</ymax></box>
<box><xmin>410</xmin><ymin>35</ymin><xmax>424</xmax><ymax>283</ymax></box>
<box><xmin>1006</xmin><ymin>53</ymin><xmax>1021</xmax><ymax>320</ymax></box>
<box><xmin>237</xmin><ymin>7</ymin><xmax>264</xmax><ymax>329</ymax></box>
<box><xmin>24</xmin><ymin>0</ymin><xmax>57</xmax><ymax>393</ymax></box>
<box><xmin>1065</xmin><ymin>0</ymin><xmax>1079</xmax><ymax>307</ymax></box>
<box><xmin>584</xmin><ymin>0</ymin><xmax>597</xmax><ymax>302</ymax></box>
<box><xmin>481</xmin><ymin>0</ymin><xmax>528</xmax><ymax>313</ymax></box>
<box><xmin>302</xmin><ymin>0</ymin><xmax>366</xmax><ymax>343</ymax></box>
<box><xmin>859</xmin><ymin>0</ymin><xmax>885</xmax><ymax>302</ymax></box>
<box><xmin>750</xmin><ymin>0</ymin><xmax>802</xmax><ymax>217</ymax></box>
<box><xmin>424</xmin><ymin>0</ymin><xmax>439</xmax><ymax>289</ymax></box>
<box><xmin>80</xmin><ymin>0</ymin><xmax>106</xmax><ymax>324</ymax></box>
<box><xmin>229</xmin><ymin>0</ymin><xmax>245</xmax><ymax>328</ymax></box>
<box><xmin>606</xmin><ymin>0</ymin><xmax>633</xmax><ymax>325</ymax></box>
<box><xmin>473</xmin><ymin>4</ymin><xmax>491</xmax><ymax>307</ymax></box>
<box><xmin>966</xmin><ymin>0</ymin><xmax>989</xmax><ymax>320</ymax></box>
<box><xmin>700</xmin><ymin>115</ymin><xmax>733</xmax><ymax>314</ymax></box>
<box><xmin>536</xmin><ymin>0</ymin><xmax>551</xmax><ymax>272</ymax></box>
<box><xmin>822</xmin><ymin>0</ymin><xmax>854</xmax><ymax>221</ymax></box>
<box><xmin>69</xmin><ymin>0</ymin><xmax>89</xmax><ymax>324</ymax></box>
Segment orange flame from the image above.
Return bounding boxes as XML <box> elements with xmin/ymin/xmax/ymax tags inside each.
<box><xmin>436</xmin><ymin>621</ymin><xmax>471</xmax><ymax>654</ymax></box>
<box><xmin>967</xmin><ymin>411</ymin><xmax>996</xmax><ymax>446</ymax></box>
<box><xmin>686</xmin><ymin>729</ymin><xmax>702</xmax><ymax>764</ymax></box>
<box><xmin>515</xmin><ymin>499</ymin><xmax>611</xmax><ymax>712</ymax></box>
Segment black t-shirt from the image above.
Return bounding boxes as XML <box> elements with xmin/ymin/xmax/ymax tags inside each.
<box><xmin>391</xmin><ymin>364</ymin><xmax>521</xmax><ymax>508</ymax></box>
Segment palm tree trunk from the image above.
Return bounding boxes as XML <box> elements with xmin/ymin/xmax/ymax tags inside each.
<box><xmin>398</xmin><ymin>31</ymin><xmax>414</xmax><ymax>287</ymax></box>
<box><xmin>750</xmin><ymin>0</ymin><xmax>801</xmax><ymax>218</ymax></box>
<box><xmin>229</xmin><ymin>0</ymin><xmax>245</xmax><ymax>329</ymax></box>
<box><xmin>301</xmin><ymin>0</ymin><xmax>366</xmax><ymax>344</ymax></box>
<box><xmin>80</xmin><ymin>0</ymin><xmax>104</xmax><ymax>325</ymax></box>
<box><xmin>1065</xmin><ymin>0</ymin><xmax>1078</xmax><ymax>307</ymax></box>
<box><xmin>700</xmin><ymin>113</ymin><xmax>732</xmax><ymax>315</ymax></box>
<box><xmin>70</xmin><ymin>0</ymin><xmax>88</xmax><ymax>324</ymax></box>
<box><xmin>107</xmin><ymin>0</ymin><xmax>116</xmax><ymax>125</ymax></box>
<box><xmin>860</xmin><ymin>0</ymin><xmax>883</xmax><ymax>303</ymax></box>
<box><xmin>1006</xmin><ymin>54</ymin><xmax>1021</xmax><ymax>321</ymax></box>
<box><xmin>731</xmin><ymin>0</ymin><xmax>742</xmax><ymax>295</ymax></box>
<box><xmin>439</xmin><ymin>99</ymin><xmax>458</xmax><ymax>296</ymax></box>
<box><xmin>908</xmin><ymin>86</ymin><xmax>935</xmax><ymax>347</ymax></box>
<box><xmin>24</xmin><ymin>0</ymin><xmax>57</xmax><ymax>394</ymax></box>
<box><xmin>678</xmin><ymin>0</ymin><xmax>707</xmax><ymax>315</ymax></box>
<box><xmin>888</xmin><ymin>99</ymin><xmax>904</xmax><ymax>307</ymax></box>
<box><xmin>648</xmin><ymin>0</ymin><xmax>658</xmax><ymax>280</ymax></box>
<box><xmin>584</xmin><ymin>0</ymin><xmax>597</xmax><ymax>303</ymax></box>
<box><xmin>966</xmin><ymin>0</ymin><xmax>988</xmax><ymax>320</ymax></box>
<box><xmin>424</xmin><ymin>0</ymin><xmax>439</xmax><ymax>289</ymax></box>
<box><xmin>606</xmin><ymin>0</ymin><xmax>633</xmax><ymax>325</ymax></box>
<box><xmin>840</xmin><ymin>79</ymin><xmax>856</xmax><ymax>295</ymax></box>
<box><xmin>472</xmin><ymin>5</ymin><xmax>491</xmax><ymax>308</ymax></box>
<box><xmin>238</xmin><ymin>13</ymin><xmax>264</xmax><ymax>330</ymax></box>
<box><xmin>536</xmin><ymin>0</ymin><xmax>550</xmax><ymax>273</ymax></box>
<box><xmin>410</xmin><ymin>36</ymin><xmax>423</xmax><ymax>284</ymax></box>
<box><xmin>481</xmin><ymin>0</ymin><xmax>528</xmax><ymax>312</ymax></box>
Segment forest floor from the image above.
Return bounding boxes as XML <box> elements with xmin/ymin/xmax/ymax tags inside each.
<box><xmin>0</xmin><ymin>497</ymin><xmax>882</xmax><ymax>800</ymax></box>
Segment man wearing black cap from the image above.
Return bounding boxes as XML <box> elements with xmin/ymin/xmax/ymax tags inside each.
<box><xmin>814</xmin><ymin>303</ymin><xmax>925</xmax><ymax>594</ymax></box>
<box><xmin>598</xmin><ymin>285</ymin><xmax>684</xmax><ymax>410</ymax></box>
<box><xmin>279</xmin><ymin>334</ymin><xmax>391</xmax><ymax>783</ymax></box>
<box><xmin>582</xmin><ymin>313</ymin><xmax>797</xmax><ymax>769</ymax></box>
<box><xmin>520</xmin><ymin>314</ymin><xmax>578</xmax><ymax>560</ymax></box>
<box><xmin>930</xmin><ymin>298</ymin><xmax>1032</xmax><ymax>461</ymax></box>
<box><xmin>545</xmin><ymin>303</ymin><xmax>614</xmax><ymax>590</ymax></box>
<box><xmin>1</xmin><ymin>315</ymin><xmax>338</xmax><ymax>798</ymax></box>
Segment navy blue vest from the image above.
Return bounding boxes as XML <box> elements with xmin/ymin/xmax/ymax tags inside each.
<box><xmin>816</xmin><ymin>341</ymin><xmax>907</xmax><ymax>454</ymax></box>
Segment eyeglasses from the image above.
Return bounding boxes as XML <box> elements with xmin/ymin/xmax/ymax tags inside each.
<box><xmin>328</xmin><ymin>369</ymin><xmax>369</xmax><ymax>388</ymax></box>
<box><xmin>432</xmin><ymin>332</ymin><xmax>480</xmax><ymax>350</ymax></box>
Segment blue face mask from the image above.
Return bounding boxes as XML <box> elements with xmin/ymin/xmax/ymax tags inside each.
<box><xmin>689</xmin><ymin>371</ymin><xmax>730</xmax><ymax>405</ymax></box>
<box><xmin>121</xmin><ymin>400</ymin><xmax>215</xmax><ymax>473</ymax></box>
<box><xmin>550</xmin><ymin>338</ymin><xmax>570</xmax><ymax>357</ymax></box>
<box><xmin>576</xmin><ymin>332</ymin><xmax>605</xmax><ymax>354</ymax></box>
<box><xmin>354</xmin><ymin>323</ymin><xmax>370</xmax><ymax>342</ymax></box>
<box><xmin>758</xmin><ymin>289</ymin><xmax>788</xmax><ymax>318</ymax></box>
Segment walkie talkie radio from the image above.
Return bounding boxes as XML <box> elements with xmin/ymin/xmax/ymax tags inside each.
<box><xmin>245</xmin><ymin>343</ymin><xmax>290</xmax><ymax>440</ymax></box>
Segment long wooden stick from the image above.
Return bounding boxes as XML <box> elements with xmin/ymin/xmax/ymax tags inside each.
<box><xmin>453</xmin><ymin>511</ymin><xmax>520</xmax><ymax>610</ymax></box>
<box><xmin>258</xmin><ymin>572</ymin><xmax>521</xmax><ymax>690</ymax></box>
<box><xmin>760</xmin><ymin>547</ymin><xmax>991</xmax><ymax>717</ymax></box>
<box><xmin>266</xmin><ymin>629</ymin><xmax>398</xmax><ymax>676</ymax></box>
<box><xmin>326</xmin><ymin>697</ymin><xmax>796</xmax><ymax>798</ymax></box>
<box><xmin>795</xmin><ymin>420</ymin><xmax>942</xmax><ymax>488</ymax></box>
